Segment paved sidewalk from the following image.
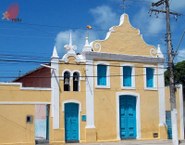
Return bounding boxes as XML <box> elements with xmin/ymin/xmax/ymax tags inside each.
<box><xmin>37</xmin><ymin>140</ymin><xmax>185</xmax><ymax>145</ymax></box>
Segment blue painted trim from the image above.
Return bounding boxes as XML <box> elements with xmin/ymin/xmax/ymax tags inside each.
<box><xmin>119</xmin><ymin>95</ymin><xmax>137</xmax><ymax>139</ymax></box>
<box><xmin>64</xmin><ymin>103</ymin><xmax>79</xmax><ymax>142</ymax></box>
<box><xmin>166</xmin><ymin>111</ymin><xmax>172</xmax><ymax>139</ymax></box>
<box><xmin>81</xmin><ymin>115</ymin><xmax>86</xmax><ymax>121</ymax></box>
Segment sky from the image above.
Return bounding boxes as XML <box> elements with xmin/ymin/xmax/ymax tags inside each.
<box><xmin>0</xmin><ymin>0</ymin><xmax>185</xmax><ymax>82</ymax></box>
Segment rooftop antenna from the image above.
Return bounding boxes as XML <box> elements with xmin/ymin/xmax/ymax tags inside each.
<box><xmin>121</xmin><ymin>0</ymin><xmax>126</xmax><ymax>13</ymax></box>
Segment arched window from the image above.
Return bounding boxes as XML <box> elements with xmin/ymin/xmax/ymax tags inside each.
<box><xmin>64</xmin><ymin>71</ymin><xmax>70</xmax><ymax>91</ymax></box>
<box><xmin>73</xmin><ymin>72</ymin><xmax>79</xmax><ymax>91</ymax></box>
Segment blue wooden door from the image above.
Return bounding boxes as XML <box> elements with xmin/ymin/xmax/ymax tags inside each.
<box><xmin>166</xmin><ymin>111</ymin><xmax>172</xmax><ymax>139</ymax></box>
<box><xmin>65</xmin><ymin>103</ymin><xmax>79</xmax><ymax>142</ymax></box>
<box><xmin>120</xmin><ymin>95</ymin><xmax>136</xmax><ymax>139</ymax></box>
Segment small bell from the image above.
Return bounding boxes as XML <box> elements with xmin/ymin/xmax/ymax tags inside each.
<box><xmin>74</xmin><ymin>77</ymin><xmax>78</xmax><ymax>81</ymax></box>
<box><xmin>64</xmin><ymin>77</ymin><xmax>69</xmax><ymax>85</ymax></box>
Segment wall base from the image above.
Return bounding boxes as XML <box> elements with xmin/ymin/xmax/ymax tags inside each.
<box><xmin>86</xmin><ymin>128</ymin><xmax>96</xmax><ymax>143</ymax></box>
<box><xmin>159</xmin><ymin>124</ymin><xmax>167</xmax><ymax>139</ymax></box>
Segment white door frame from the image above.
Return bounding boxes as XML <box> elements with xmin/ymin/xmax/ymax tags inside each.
<box><xmin>62</xmin><ymin>100</ymin><xmax>81</xmax><ymax>142</ymax></box>
<box><xmin>116</xmin><ymin>92</ymin><xmax>141</xmax><ymax>140</ymax></box>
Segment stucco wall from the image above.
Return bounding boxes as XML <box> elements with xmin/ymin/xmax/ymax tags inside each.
<box><xmin>94</xmin><ymin>61</ymin><xmax>159</xmax><ymax>141</ymax></box>
<box><xmin>0</xmin><ymin>83</ymin><xmax>51</xmax><ymax>145</ymax></box>
<box><xmin>0</xmin><ymin>105</ymin><xmax>35</xmax><ymax>145</ymax></box>
<box><xmin>165</xmin><ymin>85</ymin><xmax>184</xmax><ymax>139</ymax></box>
<box><xmin>0</xmin><ymin>83</ymin><xmax>51</xmax><ymax>102</ymax></box>
<box><xmin>49</xmin><ymin>59</ymin><xmax>87</xmax><ymax>144</ymax></box>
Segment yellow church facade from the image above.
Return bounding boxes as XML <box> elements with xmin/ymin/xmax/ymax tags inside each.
<box><xmin>0</xmin><ymin>14</ymin><xmax>184</xmax><ymax>145</ymax></box>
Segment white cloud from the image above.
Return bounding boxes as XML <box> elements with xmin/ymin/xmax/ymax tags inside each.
<box><xmin>171</xmin><ymin>0</ymin><xmax>185</xmax><ymax>11</ymax></box>
<box><xmin>133</xmin><ymin>7</ymin><xmax>165</xmax><ymax>35</ymax></box>
<box><xmin>55</xmin><ymin>30</ymin><xmax>98</xmax><ymax>56</ymax></box>
<box><xmin>90</xmin><ymin>5</ymin><xmax>119</xmax><ymax>30</ymax></box>
<box><xmin>147</xmin><ymin>17</ymin><xmax>165</xmax><ymax>34</ymax></box>
<box><xmin>55</xmin><ymin>5</ymin><xmax>119</xmax><ymax>57</ymax></box>
<box><xmin>176</xmin><ymin>49</ymin><xmax>185</xmax><ymax>62</ymax></box>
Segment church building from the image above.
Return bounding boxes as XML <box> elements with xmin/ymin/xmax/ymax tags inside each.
<box><xmin>0</xmin><ymin>14</ymin><xmax>184</xmax><ymax>145</ymax></box>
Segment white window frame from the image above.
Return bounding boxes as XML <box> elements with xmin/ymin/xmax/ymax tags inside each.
<box><xmin>95</xmin><ymin>61</ymin><xmax>110</xmax><ymax>88</ymax></box>
<box><xmin>121</xmin><ymin>64</ymin><xmax>135</xmax><ymax>89</ymax></box>
<box><xmin>116</xmin><ymin>92</ymin><xmax>141</xmax><ymax>139</ymax></box>
<box><xmin>144</xmin><ymin>65</ymin><xmax>157</xmax><ymax>90</ymax></box>
<box><xmin>72</xmin><ymin>71</ymin><xmax>81</xmax><ymax>92</ymax></box>
<box><xmin>62</xmin><ymin>100</ymin><xmax>82</xmax><ymax>141</ymax></box>
<box><xmin>61</xmin><ymin>69</ymin><xmax>72</xmax><ymax>80</ymax></box>
<box><xmin>61</xmin><ymin>69</ymin><xmax>83</xmax><ymax>92</ymax></box>
<box><xmin>63</xmin><ymin>70</ymin><xmax>71</xmax><ymax>92</ymax></box>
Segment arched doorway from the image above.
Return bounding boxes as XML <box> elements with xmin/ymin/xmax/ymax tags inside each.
<box><xmin>64</xmin><ymin>103</ymin><xmax>79</xmax><ymax>143</ymax></box>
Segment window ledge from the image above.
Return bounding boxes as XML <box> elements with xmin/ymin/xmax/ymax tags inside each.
<box><xmin>144</xmin><ymin>87</ymin><xmax>158</xmax><ymax>91</ymax></box>
<box><xmin>95</xmin><ymin>85</ymin><xmax>110</xmax><ymax>89</ymax></box>
<box><xmin>121</xmin><ymin>87</ymin><xmax>136</xmax><ymax>90</ymax></box>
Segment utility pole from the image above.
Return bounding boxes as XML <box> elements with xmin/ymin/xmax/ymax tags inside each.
<box><xmin>150</xmin><ymin>1</ymin><xmax>181</xmax><ymax>145</ymax></box>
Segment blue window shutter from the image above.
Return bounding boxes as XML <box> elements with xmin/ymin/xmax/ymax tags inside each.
<box><xmin>97</xmin><ymin>64</ymin><xmax>107</xmax><ymax>86</ymax></box>
<box><xmin>123</xmin><ymin>66</ymin><xmax>132</xmax><ymax>87</ymax></box>
<box><xmin>146</xmin><ymin>68</ymin><xmax>154</xmax><ymax>88</ymax></box>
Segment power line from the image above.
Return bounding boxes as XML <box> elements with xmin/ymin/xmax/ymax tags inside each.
<box><xmin>174</xmin><ymin>29</ymin><xmax>185</xmax><ymax>57</ymax></box>
<box><xmin>0</xmin><ymin>85</ymin><xmax>171</xmax><ymax>92</ymax></box>
<box><xmin>0</xmin><ymin>73</ymin><xmax>165</xmax><ymax>79</ymax></box>
<box><xmin>0</xmin><ymin>57</ymin><xmax>169</xmax><ymax>69</ymax></box>
<box><xmin>150</xmin><ymin>1</ymin><xmax>181</xmax><ymax>145</ymax></box>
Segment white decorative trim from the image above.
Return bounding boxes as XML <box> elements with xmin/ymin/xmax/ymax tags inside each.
<box><xmin>61</xmin><ymin>69</ymin><xmax>84</xmax><ymax>81</ymax></box>
<box><xmin>0</xmin><ymin>82</ymin><xmax>22</xmax><ymax>86</ymax></box>
<box><xmin>171</xmin><ymin>109</ymin><xmax>179</xmax><ymax>145</ymax></box>
<box><xmin>120</xmin><ymin>64</ymin><xmax>135</xmax><ymax>89</ymax></box>
<box><xmin>0</xmin><ymin>82</ymin><xmax>51</xmax><ymax>91</ymax></box>
<box><xmin>51</xmin><ymin>46</ymin><xmax>59</xmax><ymax>59</ymax></box>
<box><xmin>116</xmin><ymin>92</ymin><xmax>141</xmax><ymax>139</ymax></box>
<box><xmin>178</xmin><ymin>84</ymin><xmax>184</xmax><ymax>139</ymax></box>
<box><xmin>62</xmin><ymin>100</ymin><xmax>82</xmax><ymax>141</ymax></box>
<box><xmin>0</xmin><ymin>102</ymin><xmax>51</xmax><ymax>105</ymax></box>
<box><xmin>62</xmin><ymin>100</ymin><xmax>82</xmax><ymax>112</ymax></box>
<box><xmin>71</xmin><ymin>70</ymin><xmax>85</xmax><ymax>81</ymax></box>
<box><xmin>150</xmin><ymin>48</ymin><xmax>157</xmax><ymax>58</ymax></box>
<box><xmin>85</xmin><ymin>60</ymin><xmax>95</xmax><ymax>128</ymax></box>
<box><xmin>82</xmin><ymin>36</ymin><xmax>92</xmax><ymax>52</ymax></box>
<box><xmin>61</xmin><ymin>69</ymin><xmax>71</xmax><ymax>81</ymax></box>
<box><xmin>144</xmin><ymin>65</ymin><xmax>157</xmax><ymax>90</ymax></box>
<box><xmin>21</xmin><ymin>87</ymin><xmax>51</xmax><ymax>91</ymax></box>
<box><xmin>61</xmin><ymin>70</ymin><xmax>83</xmax><ymax>92</ymax></box>
<box><xmin>95</xmin><ymin>61</ymin><xmax>110</xmax><ymax>88</ymax></box>
<box><xmin>84</xmin><ymin>51</ymin><xmax>164</xmax><ymax>64</ymax></box>
<box><xmin>61</xmin><ymin>53</ymin><xmax>86</xmax><ymax>63</ymax></box>
<box><xmin>93</xmin><ymin>43</ymin><xmax>101</xmax><ymax>52</ymax></box>
<box><xmin>90</xmin><ymin>14</ymin><xmax>154</xmax><ymax>50</ymax></box>
<box><xmin>61</xmin><ymin>70</ymin><xmax>71</xmax><ymax>92</ymax></box>
<box><xmin>157</xmin><ymin>44</ymin><xmax>164</xmax><ymax>58</ymax></box>
<box><xmin>72</xmin><ymin>71</ymin><xmax>81</xmax><ymax>92</ymax></box>
<box><xmin>104</xmin><ymin>27</ymin><xmax>115</xmax><ymax>40</ymax></box>
<box><xmin>158</xmin><ymin>64</ymin><xmax>166</xmax><ymax>126</ymax></box>
<box><xmin>51</xmin><ymin>58</ymin><xmax>60</xmax><ymax>129</ymax></box>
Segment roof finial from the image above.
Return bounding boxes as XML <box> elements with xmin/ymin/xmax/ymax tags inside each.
<box><xmin>51</xmin><ymin>45</ymin><xmax>59</xmax><ymax>59</ymax></box>
<box><xmin>69</xmin><ymin>31</ymin><xmax>72</xmax><ymax>46</ymax></box>
<box><xmin>64</xmin><ymin>31</ymin><xmax>77</xmax><ymax>54</ymax></box>
<box><xmin>83</xmin><ymin>35</ymin><xmax>92</xmax><ymax>52</ymax></box>
<box><xmin>85</xmin><ymin>36</ymin><xmax>89</xmax><ymax>46</ymax></box>
<box><xmin>121</xmin><ymin>0</ymin><xmax>126</xmax><ymax>14</ymax></box>
<box><xmin>157</xmin><ymin>44</ymin><xmax>164</xmax><ymax>58</ymax></box>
